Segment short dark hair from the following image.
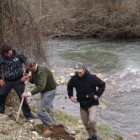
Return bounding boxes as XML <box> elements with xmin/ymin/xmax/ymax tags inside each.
<box><xmin>1</xmin><ymin>44</ymin><xmax>12</xmax><ymax>54</ymax></box>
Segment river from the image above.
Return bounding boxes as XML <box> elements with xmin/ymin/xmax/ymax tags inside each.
<box><xmin>46</xmin><ymin>38</ymin><xmax>140</xmax><ymax>140</ymax></box>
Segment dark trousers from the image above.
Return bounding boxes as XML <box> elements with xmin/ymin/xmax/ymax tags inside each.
<box><xmin>0</xmin><ymin>78</ymin><xmax>32</xmax><ymax>119</ymax></box>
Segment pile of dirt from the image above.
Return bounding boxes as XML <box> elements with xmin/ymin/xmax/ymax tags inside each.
<box><xmin>35</xmin><ymin>124</ymin><xmax>75</xmax><ymax>140</ymax></box>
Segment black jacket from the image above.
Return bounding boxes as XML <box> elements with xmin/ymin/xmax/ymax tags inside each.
<box><xmin>67</xmin><ymin>69</ymin><xmax>105</xmax><ymax>109</ymax></box>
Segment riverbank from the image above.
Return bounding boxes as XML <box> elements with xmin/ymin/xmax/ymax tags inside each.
<box><xmin>3</xmin><ymin>67</ymin><xmax>123</xmax><ymax>140</ymax></box>
<box><xmin>0</xmin><ymin>107</ymin><xmax>122</xmax><ymax>140</ymax></box>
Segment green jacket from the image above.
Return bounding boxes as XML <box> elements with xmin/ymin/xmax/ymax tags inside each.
<box><xmin>30</xmin><ymin>64</ymin><xmax>56</xmax><ymax>95</ymax></box>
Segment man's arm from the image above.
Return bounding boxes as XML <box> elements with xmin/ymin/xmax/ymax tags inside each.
<box><xmin>0</xmin><ymin>56</ymin><xmax>5</xmax><ymax>87</ymax></box>
<box><xmin>22</xmin><ymin>71</ymin><xmax>47</xmax><ymax>98</ymax></box>
<box><xmin>31</xmin><ymin>71</ymin><xmax>47</xmax><ymax>95</ymax></box>
<box><xmin>93</xmin><ymin>75</ymin><xmax>105</xmax><ymax>98</ymax></box>
<box><xmin>67</xmin><ymin>78</ymin><xmax>74</xmax><ymax>98</ymax></box>
<box><xmin>17</xmin><ymin>51</ymin><xmax>29</xmax><ymax>73</ymax></box>
<box><xmin>67</xmin><ymin>78</ymin><xmax>77</xmax><ymax>103</ymax></box>
<box><xmin>18</xmin><ymin>51</ymin><xmax>30</xmax><ymax>82</ymax></box>
<box><xmin>0</xmin><ymin>56</ymin><xmax>3</xmax><ymax>79</ymax></box>
<box><xmin>17</xmin><ymin>51</ymin><xmax>28</xmax><ymax>63</ymax></box>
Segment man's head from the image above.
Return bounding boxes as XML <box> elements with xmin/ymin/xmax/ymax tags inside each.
<box><xmin>1</xmin><ymin>44</ymin><xmax>12</xmax><ymax>57</ymax></box>
<box><xmin>74</xmin><ymin>62</ymin><xmax>85</xmax><ymax>77</ymax></box>
<box><xmin>25</xmin><ymin>59</ymin><xmax>36</xmax><ymax>72</ymax></box>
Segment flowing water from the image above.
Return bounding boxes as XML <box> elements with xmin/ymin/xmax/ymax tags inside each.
<box><xmin>46</xmin><ymin>38</ymin><xmax>140</xmax><ymax>140</ymax></box>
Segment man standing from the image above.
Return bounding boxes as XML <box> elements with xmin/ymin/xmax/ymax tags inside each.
<box><xmin>22</xmin><ymin>59</ymin><xmax>57</xmax><ymax>126</ymax></box>
<box><xmin>0</xmin><ymin>44</ymin><xmax>33</xmax><ymax>122</ymax></box>
<box><xmin>67</xmin><ymin>62</ymin><xmax>105</xmax><ymax>140</ymax></box>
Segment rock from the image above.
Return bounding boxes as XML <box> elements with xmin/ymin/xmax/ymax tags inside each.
<box><xmin>8</xmin><ymin>120</ymin><xmax>16</xmax><ymax>125</ymax></box>
<box><xmin>69</xmin><ymin>73</ymin><xmax>75</xmax><ymax>77</ymax></box>
<box><xmin>78</xmin><ymin>120</ymin><xmax>82</xmax><ymax>124</ymax></box>
<box><xmin>56</xmin><ymin>80</ymin><xmax>61</xmax><ymax>86</ymax></box>
<box><xmin>43</xmin><ymin>129</ymin><xmax>53</xmax><ymax>138</ymax></box>
<box><xmin>8</xmin><ymin>107</ymin><xmax>13</xmax><ymax>111</ymax></box>
<box><xmin>23</xmin><ymin>122</ymin><xmax>33</xmax><ymax>128</ymax></box>
<box><xmin>91</xmin><ymin>73</ymin><xmax>105</xmax><ymax>80</ymax></box>
<box><xmin>99</xmin><ymin>104</ymin><xmax>108</xmax><ymax>109</ymax></box>
<box><xmin>55</xmin><ymin>92</ymin><xmax>60</xmax><ymax>95</ymax></box>
<box><xmin>31</xmin><ymin>131</ymin><xmax>40</xmax><ymax>139</ymax></box>
<box><xmin>75</xmin><ymin>133</ymin><xmax>82</xmax><ymax>140</ymax></box>
<box><xmin>56</xmin><ymin>76</ymin><xmax>67</xmax><ymax>84</ymax></box>
<box><xmin>31</xmin><ymin>131</ymin><xmax>39</xmax><ymax>137</ymax></box>
<box><xmin>51</xmin><ymin>69</ymin><xmax>56</xmax><ymax>73</ymax></box>
<box><xmin>133</xmin><ymin>132</ymin><xmax>139</xmax><ymax>137</ymax></box>
<box><xmin>33</xmin><ymin>118</ymin><xmax>43</xmax><ymax>125</ymax></box>
<box><xmin>65</xmin><ymin>70</ymin><xmax>70</xmax><ymax>74</ymax></box>
<box><xmin>70</xmin><ymin>130</ymin><xmax>76</xmax><ymax>135</ymax></box>
<box><xmin>60</xmin><ymin>78</ymin><xmax>67</xmax><ymax>84</ymax></box>
<box><xmin>0</xmin><ymin>114</ymin><xmax>9</xmax><ymax>121</ymax></box>
<box><xmin>8</xmin><ymin>114</ymin><xmax>16</xmax><ymax>121</ymax></box>
<box><xmin>65</xmin><ymin>126</ymin><xmax>71</xmax><ymax>131</ymax></box>
<box><xmin>77</xmin><ymin>125</ymin><xmax>84</xmax><ymax>129</ymax></box>
<box><xmin>96</xmin><ymin>73</ymin><xmax>104</xmax><ymax>80</ymax></box>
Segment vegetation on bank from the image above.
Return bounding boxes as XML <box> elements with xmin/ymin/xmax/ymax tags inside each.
<box><xmin>55</xmin><ymin>111</ymin><xmax>123</xmax><ymax>140</ymax></box>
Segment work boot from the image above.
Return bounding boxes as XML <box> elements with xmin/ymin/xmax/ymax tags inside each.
<box><xmin>87</xmin><ymin>138</ymin><xmax>92</xmax><ymax>140</ymax></box>
<box><xmin>0</xmin><ymin>103</ymin><xmax>5</xmax><ymax>114</ymax></box>
<box><xmin>26</xmin><ymin>117</ymin><xmax>33</xmax><ymax>123</ymax></box>
<box><xmin>92</xmin><ymin>136</ymin><xmax>99</xmax><ymax>140</ymax></box>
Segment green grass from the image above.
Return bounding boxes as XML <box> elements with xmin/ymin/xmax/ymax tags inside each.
<box><xmin>55</xmin><ymin>110</ymin><xmax>77</xmax><ymax>125</ymax></box>
<box><xmin>97</xmin><ymin>124</ymin><xmax>123</xmax><ymax>140</ymax></box>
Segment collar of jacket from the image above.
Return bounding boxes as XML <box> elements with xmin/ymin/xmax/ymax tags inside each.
<box><xmin>34</xmin><ymin>64</ymin><xmax>38</xmax><ymax>72</ymax></box>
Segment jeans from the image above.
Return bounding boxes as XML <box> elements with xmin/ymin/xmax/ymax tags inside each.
<box><xmin>0</xmin><ymin>78</ymin><xmax>32</xmax><ymax>118</ymax></box>
<box><xmin>37</xmin><ymin>89</ymin><xmax>56</xmax><ymax>126</ymax></box>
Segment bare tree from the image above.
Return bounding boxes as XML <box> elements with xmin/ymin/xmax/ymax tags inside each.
<box><xmin>0</xmin><ymin>0</ymin><xmax>47</xmax><ymax>108</ymax></box>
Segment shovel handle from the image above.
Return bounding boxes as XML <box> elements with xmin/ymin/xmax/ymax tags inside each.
<box><xmin>16</xmin><ymin>81</ymin><xmax>28</xmax><ymax>122</ymax></box>
<box><xmin>16</xmin><ymin>97</ymin><xmax>24</xmax><ymax>122</ymax></box>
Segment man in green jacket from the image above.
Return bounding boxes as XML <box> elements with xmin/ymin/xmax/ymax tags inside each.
<box><xmin>22</xmin><ymin>59</ymin><xmax>57</xmax><ymax>126</ymax></box>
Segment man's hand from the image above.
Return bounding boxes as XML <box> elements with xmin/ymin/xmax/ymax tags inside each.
<box><xmin>0</xmin><ymin>79</ymin><xmax>5</xmax><ymax>87</ymax></box>
<box><xmin>70</xmin><ymin>96</ymin><xmax>77</xmax><ymax>103</ymax></box>
<box><xmin>22</xmin><ymin>92</ymin><xmax>29</xmax><ymax>98</ymax></box>
<box><xmin>94</xmin><ymin>95</ymin><xmax>99</xmax><ymax>100</ymax></box>
<box><xmin>21</xmin><ymin>74</ymin><xmax>29</xmax><ymax>82</ymax></box>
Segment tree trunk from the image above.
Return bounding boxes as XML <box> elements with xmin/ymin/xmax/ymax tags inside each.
<box><xmin>0</xmin><ymin>0</ymin><xmax>4</xmax><ymax>48</ymax></box>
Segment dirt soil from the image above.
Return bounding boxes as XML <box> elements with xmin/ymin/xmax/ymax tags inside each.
<box><xmin>36</xmin><ymin>124</ymin><xmax>75</xmax><ymax>140</ymax></box>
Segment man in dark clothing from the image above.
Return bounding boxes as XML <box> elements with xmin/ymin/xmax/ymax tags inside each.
<box><xmin>67</xmin><ymin>62</ymin><xmax>105</xmax><ymax>140</ymax></box>
<box><xmin>0</xmin><ymin>44</ymin><xmax>33</xmax><ymax>122</ymax></box>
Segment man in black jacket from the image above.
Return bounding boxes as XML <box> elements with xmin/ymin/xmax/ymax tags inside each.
<box><xmin>0</xmin><ymin>44</ymin><xmax>33</xmax><ymax>123</ymax></box>
<box><xmin>67</xmin><ymin>62</ymin><xmax>105</xmax><ymax>140</ymax></box>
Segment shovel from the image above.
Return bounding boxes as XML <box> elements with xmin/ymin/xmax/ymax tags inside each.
<box><xmin>16</xmin><ymin>81</ymin><xmax>28</xmax><ymax>122</ymax></box>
